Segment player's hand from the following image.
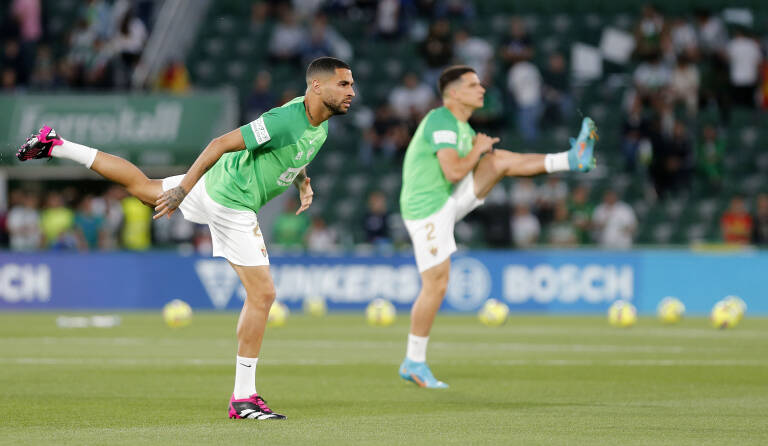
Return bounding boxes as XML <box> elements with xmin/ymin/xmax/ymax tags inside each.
<box><xmin>473</xmin><ymin>133</ymin><xmax>500</xmax><ymax>155</ymax></box>
<box><xmin>154</xmin><ymin>185</ymin><xmax>187</xmax><ymax>220</ymax></box>
<box><xmin>296</xmin><ymin>177</ymin><xmax>313</xmax><ymax>215</ymax></box>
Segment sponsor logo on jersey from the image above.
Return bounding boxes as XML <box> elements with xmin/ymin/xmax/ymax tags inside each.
<box><xmin>432</xmin><ymin>130</ymin><xmax>457</xmax><ymax>145</ymax></box>
<box><xmin>250</xmin><ymin>116</ymin><xmax>271</xmax><ymax>144</ymax></box>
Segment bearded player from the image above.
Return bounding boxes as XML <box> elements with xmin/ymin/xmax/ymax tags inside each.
<box><xmin>399</xmin><ymin>65</ymin><xmax>597</xmax><ymax>388</ymax></box>
<box><xmin>16</xmin><ymin>57</ymin><xmax>355</xmax><ymax>418</ymax></box>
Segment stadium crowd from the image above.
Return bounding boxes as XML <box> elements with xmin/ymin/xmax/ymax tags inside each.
<box><xmin>2</xmin><ymin>0</ymin><xmax>768</xmax><ymax>251</ymax></box>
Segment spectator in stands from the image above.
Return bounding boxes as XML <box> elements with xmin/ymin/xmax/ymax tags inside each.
<box><xmin>100</xmin><ymin>185</ymin><xmax>125</xmax><ymax>250</ymax></box>
<box><xmin>568</xmin><ymin>184</ymin><xmax>593</xmax><ymax>244</ymax></box>
<box><xmin>726</xmin><ymin>26</ymin><xmax>763</xmax><ymax>108</ymax></box>
<box><xmin>7</xmin><ymin>190</ymin><xmax>42</xmax><ymax>251</ymax></box>
<box><xmin>306</xmin><ymin>216</ymin><xmax>338</xmax><ymax>253</ymax></box>
<box><xmin>310</xmin><ymin>14</ymin><xmax>352</xmax><ymax>62</ymax></box>
<box><xmin>111</xmin><ymin>8</ymin><xmax>147</xmax><ymax>86</ymax></box>
<box><xmin>695</xmin><ymin>8</ymin><xmax>727</xmax><ymax>55</ymax></box>
<box><xmin>244</xmin><ymin>70</ymin><xmax>276</xmax><ymax>122</ymax></box>
<box><xmin>511</xmin><ymin>177</ymin><xmax>537</xmax><ymax>209</ymax></box>
<box><xmin>541</xmin><ymin>51</ymin><xmax>573</xmax><ymax>125</ymax></box>
<box><xmin>633</xmin><ymin>3</ymin><xmax>665</xmax><ymax>60</ymax></box>
<box><xmin>420</xmin><ymin>18</ymin><xmax>453</xmax><ymax>85</ymax></box>
<box><xmin>695</xmin><ymin>123</ymin><xmax>725</xmax><ymax>191</ymax></box>
<box><xmin>120</xmin><ymin>196</ymin><xmax>151</xmax><ymax>251</ymax></box>
<box><xmin>272</xmin><ymin>197</ymin><xmax>309</xmax><ymax>250</ymax></box>
<box><xmin>268</xmin><ymin>8</ymin><xmax>305</xmax><ymax>65</ymax></box>
<box><xmin>249</xmin><ymin>1</ymin><xmax>269</xmax><ymax>34</ymax></box>
<box><xmin>507</xmin><ymin>59</ymin><xmax>543</xmax><ymax>141</ymax></box>
<box><xmin>74</xmin><ymin>194</ymin><xmax>105</xmax><ymax>251</ymax></box>
<box><xmin>388</xmin><ymin>72</ymin><xmax>436</xmax><ymax>122</ymax></box>
<box><xmin>752</xmin><ymin>193</ymin><xmax>768</xmax><ymax>245</ymax></box>
<box><xmin>29</xmin><ymin>44</ymin><xmax>58</xmax><ymax>89</ymax></box>
<box><xmin>1</xmin><ymin>68</ymin><xmax>18</xmax><ymax>91</ymax></box>
<box><xmin>633</xmin><ymin>51</ymin><xmax>671</xmax><ymax>103</ymax></box>
<box><xmin>1</xmin><ymin>39</ymin><xmax>22</xmax><ymax>87</ymax></box>
<box><xmin>592</xmin><ymin>190</ymin><xmax>636</xmax><ymax>249</ymax></box>
<box><xmin>154</xmin><ymin>59</ymin><xmax>190</xmax><ymax>94</ymax></box>
<box><xmin>650</xmin><ymin>118</ymin><xmax>693</xmax><ymax>199</ymax></box>
<box><xmin>362</xmin><ymin>190</ymin><xmax>391</xmax><ymax>246</ymax></box>
<box><xmin>375</xmin><ymin>0</ymin><xmax>402</xmax><ymax>39</ymax></box>
<box><xmin>511</xmin><ymin>203</ymin><xmax>540</xmax><ymax>248</ymax></box>
<box><xmin>720</xmin><ymin>195</ymin><xmax>753</xmax><ymax>244</ymax></box>
<box><xmin>11</xmin><ymin>0</ymin><xmax>42</xmax><ymax>85</ymax></box>
<box><xmin>669</xmin><ymin>55</ymin><xmax>700</xmax><ymax>116</ymax></box>
<box><xmin>499</xmin><ymin>16</ymin><xmax>533</xmax><ymax>67</ymax></box>
<box><xmin>453</xmin><ymin>29</ymin><xmax>492</xmax><ymax>80</ymax></box>
<box><xmin>667</xmin><ymin>16</ymin><xmax>698</xmax><ymax>60</ymax></box>
<box><xmin>548</xmin><ymin>201</ymin><xmax>578</xmax><ymax>247</ymax></box>
<box><xmin>40</xmin><ymin>191</ymin><xmax>75</xmax><ymax>249</ymax></box>
<box><xmin>621</xmin><ymin>96</ymin><xmax>650</xmax><ymax>172</ymax></box>
<box><xmin>435</xmin><ymin>0</ymin><xmax>475</xmax><ymax>23</ymax></box>
<box><xmin>536</xmin><ymin>176</ymin><xmax>568</xmax><ymax>226</ymax></box>
<box><xmin>81</xmin><ymin>0</ymin><xmax>113</xmax><ymax>40</ymax></box>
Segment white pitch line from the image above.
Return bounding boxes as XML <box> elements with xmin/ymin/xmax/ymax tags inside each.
<box><xmin>0</xmin><ymin>357</ymin><xmax>766</xmax><ymax>367</ymax></box>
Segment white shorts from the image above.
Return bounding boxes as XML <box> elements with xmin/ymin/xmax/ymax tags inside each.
<box><xmin>404</xmin><ymin>172</ymin><xmax>484</xmax><ymax>272</ymax></box>
<box><xmin>162</xmin><ymin>175</ymin><xmax>269</xmax><ymax>267</ymax></box>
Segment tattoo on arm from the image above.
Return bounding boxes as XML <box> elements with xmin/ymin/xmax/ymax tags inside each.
<box><xmin>165</xmin><ymin>186</ymin><xmax>187</xmax><ymax>208</ymax></box>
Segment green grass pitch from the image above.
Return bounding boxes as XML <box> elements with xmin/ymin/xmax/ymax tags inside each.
<box><xmin>1</xmin><ymin>312</ymin><xmax>767</xmax><ymax>445</ymax></box>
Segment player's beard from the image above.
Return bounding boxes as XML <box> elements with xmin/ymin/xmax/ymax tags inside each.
<box><xmin>323</xmin><ymin>98</ymin><xmax>349</xmax><ymax>115</ymax></box>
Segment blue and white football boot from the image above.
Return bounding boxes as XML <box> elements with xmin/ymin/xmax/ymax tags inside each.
<box><xmin>567</xmin><ymin>117</ymin><xmax>598</xmax><ymax>172</ymax></box>
<box><xmin>399</xmin><ymin>358</ymin><xmax>449</xmax><ymax>389</ymax></box>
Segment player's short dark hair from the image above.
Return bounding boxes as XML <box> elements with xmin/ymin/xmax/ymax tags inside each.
<box><xmin>306</xmin><ymin>57</ymin><xmax>350</xmax><ymax>82</ymax></box>
<box><xmin>438</xmin><ymin>65</ymin><xmax>476</xmax><ymax>96</ymax></box>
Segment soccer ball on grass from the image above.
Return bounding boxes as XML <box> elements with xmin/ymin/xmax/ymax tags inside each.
<box><xmin>268</xmin><ymin>301</ymin><xmax>290</xmax><ymax>327</ymax></box>
<box><xmin>478</xmin><ymin>299</ymin><xmax>509</xmax><ymax>327</ymax></box>
<box><xmin>303</xmin><ymin>294</ymin><xmax>327</xmax><ymax>317</ymax></box>
<box><xmin>608</xmin><ymin>300</ymin><xmax>637</xmax><ymax>327</ymax></box>
<box><xmin>710</xmin><ymin>300</ymin><xmax>740</xmax><ymax>329</ymax></box>
<box><xmin>657</xmin><ymin>296</ymin><xmax>685</xmax><ymax>324</ymax></box>
<box><xmin>162</xmin><ymin>299</ymin><xmax>193</xmax><ymax>328</ymax></box>
<box><xmin>365</xmin><ymin>299</ymin><xmax>396</xmax><ymax>327</ymax></box>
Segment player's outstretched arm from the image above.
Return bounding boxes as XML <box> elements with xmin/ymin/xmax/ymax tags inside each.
<box><xmin>154</xmin><ymin>129</ymin><xmax>246</xmax><ymax>219</ymax></box>
<box><xmin>437</xmin><ymin>133</ymin><xmax>498</xmax><ymax>183</ymax></box>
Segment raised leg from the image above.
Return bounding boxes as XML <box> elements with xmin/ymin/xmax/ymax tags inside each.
<box><xmin>472</xmin><ymin>150</ymin><xmax>547</xmax><ymax>199</ymax></box>
<box><xmin>90</xmin><ymin>152</ymin><xmax>163</xmax><ymax>206</ymax></box>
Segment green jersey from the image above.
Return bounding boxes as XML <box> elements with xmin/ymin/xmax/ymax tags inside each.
<box><xmin>400</xmin><ymin>106</ymin><xmax>475</xmax><ymax>220</ymax></box>
<box><xmin>205</xmin><ymin>97</ymin><xmax>328</xmax><ymax>213</ymax></box>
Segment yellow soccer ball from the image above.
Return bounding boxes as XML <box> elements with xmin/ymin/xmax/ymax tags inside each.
<box><xmin>268</xmin><ymin>301</ymin><xmax>290</xmax><ymax>327</ymax></box>
<box><xmin>657</xmin><ymin>296</ymin><xmax>685</xmax><ymax>324</ymax></box>
<box><xmin>365</xmin><ymin>299</ymin><xmax>396</xmax><ymax>327</ymax></box>
<box><xmin>162</xmin><ymin>299</ymin><xmax>193</xmax><ymax>328</ymax></box>
<box><xmin>478</xmin><ymin>299</ymin><xmax>510</xmax><ymax>327</ymax></box>
<box><xmin>722</xmin><ymin>295</ymin><xmax>746</xmax><ymax>322</ymax></box>
<box><xmin>303</xmin><ymin>294</ymin><xmax>327</xmax><ymax>317</ymax></box>
<box><xmin>608</xmin><ymin>300</ymin><xmax>637</xmax><ymax>327</ymax></box>
<box><xmin>710</xmin><ymin>301</ymin><xmax>739</xmax><ymax>329</ymax></box>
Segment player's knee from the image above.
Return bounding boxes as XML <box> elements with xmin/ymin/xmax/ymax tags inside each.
<box><xmin>246</xmin><ymin>287</ymin><xmax>276</xmax><ymax>310</ymax></box>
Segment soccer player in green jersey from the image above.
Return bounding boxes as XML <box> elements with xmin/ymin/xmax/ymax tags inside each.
<box><xmin>16</xmin><ymin>57</ymin><xmax>356</xmax><ymax>419</ymax></box>
<box><xmin>398</xmin><ymin>65</ymin><xmax>597</xmax><ymax>388</ymax></box>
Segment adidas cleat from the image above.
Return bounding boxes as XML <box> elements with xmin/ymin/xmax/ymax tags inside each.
<box><xmin>567</xmin><ymin>117</ymin><xmax>598</xmax><ymax>172</ymax></box>
<box><xmin>399</xmin><ymin>358</ymin><xmax>449</xmax><ymax>389</ymax></box>
<box><xmin>16</xmin><ymin>125</ymin><xmax>62</xmax><ymax>161</ymax></box>
<box><xmin>228</xmin><ymin>393</ymin><xmax>286</xmax><ymax>420</ymax></box>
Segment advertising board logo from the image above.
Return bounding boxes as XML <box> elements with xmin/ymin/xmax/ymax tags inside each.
<box><xmin>445</xmin><ymin>257</ymin><xmax>491</xmax><ymax>311</ymax></box>
<box><xmin>195</xmin><ymin>260</ymin><xmax>239</xmax><ymax>309</ymax></box>
<box><xmin>0</xmin><ymin>264</ymin><xmax>50</xmax><ymax>304</ymax></box>
<box><xmin>503</xmin><ymin>264</ymin><xmax>634</xmax><ymax>304</ymax></box>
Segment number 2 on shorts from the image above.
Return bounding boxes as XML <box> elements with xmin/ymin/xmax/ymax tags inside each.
<box><xmin>425</xmin><ymin>222</ymin><xmax>436</xmax><ymax>241</ymax></box>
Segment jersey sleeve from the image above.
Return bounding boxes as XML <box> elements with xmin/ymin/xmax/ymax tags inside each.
<box><xmin>239</xmin><ymin>107</ymin><xmax>288</xmax><ymax>152</ymax></box>
<box><xmin>423</xmin><ymin>110</ymin><xmax>460</xmax><ymax>153</ymax></box>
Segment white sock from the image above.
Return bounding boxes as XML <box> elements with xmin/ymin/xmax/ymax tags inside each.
<box><xmin>406</xmin><ymin>334</ymin><xmax>429</xmax><ymax>363</ymax></box>
<box><xmin>233</xmin><ymin>355</ymin><xmax>258</xmax><ymax>399</ymax></box>
<box><xmin>51</xmin><ymin>139</ymin><xmax>98</xmax><ymax>168</ymax></box>
<box><xmin>544</xmin><ymin>151</ymin><xmax>570</xmax><ymax>173</ymax></box>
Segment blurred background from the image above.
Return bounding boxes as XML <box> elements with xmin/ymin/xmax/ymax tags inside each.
<box><xmin>1</xmin><ymin>0</ymin><xmax>767</xmax><ymax>314</ymax></box>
